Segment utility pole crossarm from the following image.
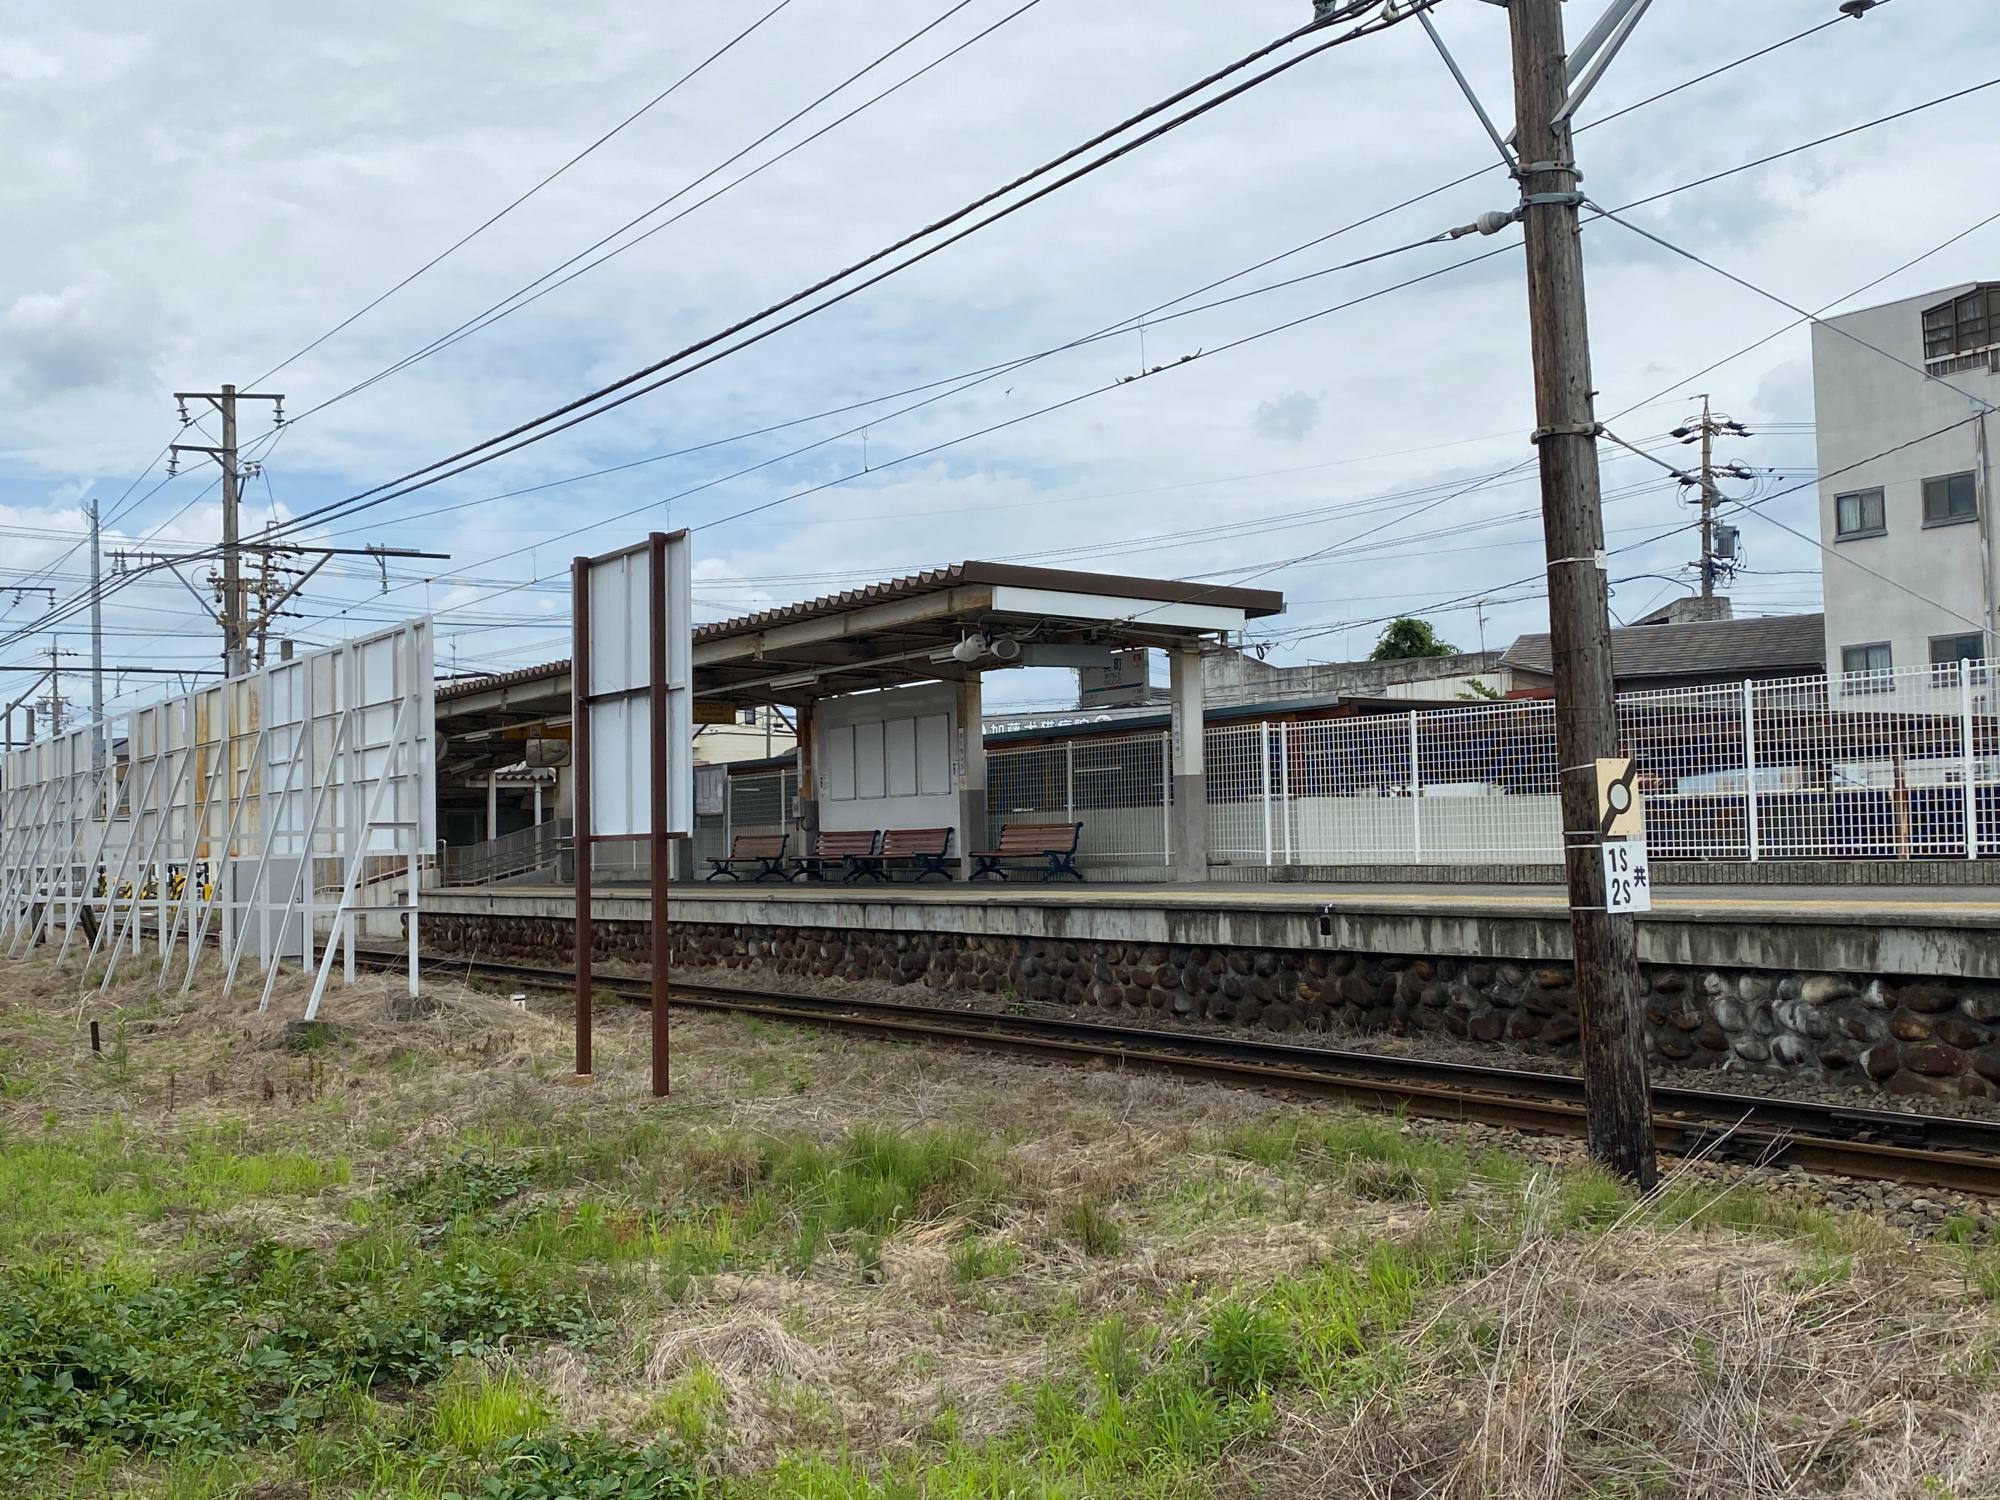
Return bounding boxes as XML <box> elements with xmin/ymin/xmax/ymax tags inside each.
<box><xmin>170</xmin><ymin>385</ymin><xmax>284</xmax><ymax>677</ymax></box>
<box><xmin>159</xmin><ymin>563</ymin><xmax>223</xmax><ymax>625</ymax></box>
<box><xmin>246</xmin><ymin>554</ymin><xmax>330</xmax><ymax>629</ymax></box>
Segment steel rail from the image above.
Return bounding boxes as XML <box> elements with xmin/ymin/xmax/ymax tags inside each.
<box><xmin>372</xmin><ymin>950</ymin><xmax>2000</xmax><ymax>1195</ymax></box>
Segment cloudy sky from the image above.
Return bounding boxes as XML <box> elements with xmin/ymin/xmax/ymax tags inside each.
<box><xmin>3</xmin><ymin>0</ymin><xmax>1993</xmax><ymax>717</ymax></box>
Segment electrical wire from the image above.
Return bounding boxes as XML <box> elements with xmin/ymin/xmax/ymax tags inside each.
<box><xmin>292</xmin><ymin>0</ymin><xmax>1041</xmax><ymax>422</ymax></box>
<box><xmin>2</xmin><ymin>1</ymin><xmax>1949</xmax><ymax>673</ymax></box>
<box><xmin>247</xmin><ymin>0</ymin><xmax>802</xmax><ymax>388</ymax></box>
<box><xmin>297</xmin><ymin>62</ymin><xmax>2000</xmax><ymax>574</ymax></box>
<box><xmin>252</xmin><ymin>2</ymin><xmax>1432</xmax><ymax>541</ymax></box>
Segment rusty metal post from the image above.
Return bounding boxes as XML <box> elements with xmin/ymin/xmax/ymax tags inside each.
<box><xmin>647</xmin><ymin>532</ymin><xmax>671</xmax><ymax>1098</ymax></box>
<box><xmin>571</xmin><ymin>555</ymin><xmax>593</xmax><ymax>1081</ymax></box>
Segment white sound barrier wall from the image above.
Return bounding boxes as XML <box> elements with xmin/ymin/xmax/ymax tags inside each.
<box><xmin>0</xmin><ymin>619</ymin><xmax>435</xmax><ymax>1014</ymax></box>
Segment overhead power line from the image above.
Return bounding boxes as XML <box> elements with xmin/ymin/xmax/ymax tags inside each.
<box><xmin>278</xmin><ymin>86</ymin><xmax>2000</xmax><ymax>654</ymax></box>
<box><xmin>11</xmin><ymin>3</ymin><xmax>803</xmax><ymax>598</ymax></box>
<box><xmin>292</xmin><ymin>0</ymin><xmax>1040</xmax><ymax>423</ymax></box>
<box><xmin>255</xmin><ymin>1</ymin><xmax>1429</xmax><ymax>542</ymax></box>
<box><xmin>0</xmin><ymin>0</ymin><xmax>1938</xmax><ymax>665</ymax></box>
<box><xmin>247</xmin><ymin>0</ymin><xmax>802</xmax><ymax>388</ymax></box>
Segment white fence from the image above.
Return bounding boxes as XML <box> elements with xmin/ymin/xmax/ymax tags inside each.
<box><xmin>0</xmin><ymin>620</ymin><xmax>436</xmax><ymax>1011</ymax></box>
<box><xmin>692</xmin><ymin>766</ymin><xmax>802</xmax><ymax>871</ymax></box>
<box><xmin>986</xmin><ymin>658</ymin><xmax>1999</xmax><ymax>868</ymax></box>
<box><xmin>986</xmin><ymin>730</ymin><xmax>1172</xmax><ymax>866</ymax></box>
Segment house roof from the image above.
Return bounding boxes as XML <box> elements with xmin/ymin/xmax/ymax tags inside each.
<box><xmin>1501</xmin><ymin>612</ymin><xmax>1825</xmax><ymax>682</ymax></box>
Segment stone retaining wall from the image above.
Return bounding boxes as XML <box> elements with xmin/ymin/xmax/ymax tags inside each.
<box><xmin>415</xmin><ymin>912</ymin><xmax>2000</xmax><ymax>1102</ymax></box>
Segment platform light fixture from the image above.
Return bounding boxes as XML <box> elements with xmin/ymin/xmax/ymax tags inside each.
<box><xmin>766</xmin><ymin>671</ymin><xmax>821</xmax><ymax>690</ymax></box>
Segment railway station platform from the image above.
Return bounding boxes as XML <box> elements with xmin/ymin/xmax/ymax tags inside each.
<box><xmin>412</xmin><ymin>877</ymin><xmax>2000</xmax><ymax>981</ymax></box>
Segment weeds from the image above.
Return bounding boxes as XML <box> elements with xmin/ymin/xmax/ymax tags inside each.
<box><xmin>946</xmin><ymin>1236</ymin><xmax>1020</xmax><ymax>1285</ymax></box>
<box><xmin>1216</xmin><ymin>1111</ymin><xmax>1471</xmax><ymax>1204</ymax></box>
<box><xmin>461</xmin><ymin>1431</ymin><xmax>709</xmax><ymax>1498</ymax></box>
<box><xmin>1057</xmin><ymin>1198</ymin><xmax>1123</xmax><ymax>1257</ymax></box>
<box><xmin>0</xmin><ymin>1228</ymin><xmax>595</xmax><ymax>1477</ymax></box>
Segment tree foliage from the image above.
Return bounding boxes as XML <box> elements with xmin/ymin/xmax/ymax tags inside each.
<box><xmin>1369</xmin><ymin>617</ymin><xmax>1457</xmax><ymax>661</ymax></box>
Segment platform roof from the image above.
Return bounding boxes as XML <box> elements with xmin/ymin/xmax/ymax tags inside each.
<box><xmin>438</xmin><ymin>560</ymin><xmax>1282</xmax><ymax>754</ymax></box>
<box><xmin>693</xmin><ymin>560</ymin><xmax>1280</xmax><ymax>705</ymax></box>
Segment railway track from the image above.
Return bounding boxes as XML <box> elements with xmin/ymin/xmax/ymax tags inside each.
<box><xmin>374</xmin><ymin>950</ymin><xmax>2000</xmax><ymax>1196</ymax></box>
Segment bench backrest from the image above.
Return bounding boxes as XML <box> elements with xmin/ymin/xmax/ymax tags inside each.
<box><xmin>809</xmin><ymin>830</ymin><xmax>879</xmax><ymax>857</ymax></box>
<box><xmin>992</xmin><ymin>821</ymin><xmax>1082</xmax><ymax>855</ymax></box>
<box><xmin>879</xmin><ymin>826</ymin><xmax>953</xmax><ymax>857</ymax></box>
<box><xmin>727</xmin><ymin>833</ymin><xmax>788</xmax><ymax>859</ymax></box>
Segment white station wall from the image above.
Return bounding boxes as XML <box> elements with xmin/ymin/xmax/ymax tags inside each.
<box><xmin>814</xmin><ymin>683</ymin><xmax>959</xmax><ymax>837</ymax></box>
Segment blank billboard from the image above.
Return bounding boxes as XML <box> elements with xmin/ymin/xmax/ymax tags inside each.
<box><xmin>583</xmin><ymin>534</ymin><xmax>692</xmax><ymax>838</ymax></box>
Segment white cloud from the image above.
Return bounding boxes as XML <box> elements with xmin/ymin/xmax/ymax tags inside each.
<box><xmin>0</xmin><ymin>0</ymin><xmax>1990</xmax><ymax>687</ymax></box>
<box><xmin>1253</xmin><ymin>390</ymin><xmax>1321</xmax><ymax>443</ymax></box>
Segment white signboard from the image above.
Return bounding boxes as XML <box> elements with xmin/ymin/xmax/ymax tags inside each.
<box><xmin>1602</xmin><ymin>838</ymin><xmax>1652</xmax><ymax>914</ymax></box>
<box><xmin>585</xmin><ymin>533</ymin><xmax>692</xmax><ymax>838</ymax></box>
<box><xmin>1079</xmin><ymin>647</ymin><xmax>1150</xmax><ymax>708</ymax></box>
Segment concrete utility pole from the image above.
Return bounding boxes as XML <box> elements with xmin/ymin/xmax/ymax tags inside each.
<box><xmin>1507</xmin><ymin>0</ymin><xmax>1656</xmax><ymax>1186</ymax></box>
<box><xmin>43</xmin><ymin>642</ymin><xmax>67</xmax><ymax>737</ymax></box>
<box><xmin>1697</xmin><ymin>394</ymin><xmax>1716</xmax><ymax>597</ymax></box>
<box><xmin>88</xmin><ymin>499</ymin><xmax>105</xmax><ymax>770</ymax></box>
<box><xmin>172</xmin><ymin>384</ymin><xmax>284</xmax><ymax>678</ymax></box>
<box><xmin>220</xmin><ymin>385</ymin><xmax>241</xmax><ymax>672</ymax></box>
<box><xmin>1672</xmin><ymin>396</ymin><xmax>1750</xmax><ymax>599</ymax></box>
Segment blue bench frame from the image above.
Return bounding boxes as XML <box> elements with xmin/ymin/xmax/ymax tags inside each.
<box><xmin>705</xmin><ymin>833</ymin><xmax>791</xmax><ymax>882</ymax></box>
<box><xmin>969</xmin><ymin>821</ymin><xmax>1084</xmax><ymax>883</ymax></box>
<box><xmin>845</xmin><ymin>827</ymin><xmax>956</xmax><ymax>883</ymax></box>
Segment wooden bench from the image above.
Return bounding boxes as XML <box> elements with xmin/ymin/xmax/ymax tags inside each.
<box><xmin>844</xmin><ymin>826</ymin><xmax>955</xmax><ymax>883</ymax></box>
<box><xmin>969</xmin><ymin>821</ymin><xmax>1084</xmax><ymax>883</ymax></box>
<box><xmin>790</xmin><ymin>829</ymin><xmax>879</xmax><ymax>882</ymax></box>
<box><xmin>705</xmin><ymin>832</ymin><xmax>790</xmax><ymax>882</ymax></box>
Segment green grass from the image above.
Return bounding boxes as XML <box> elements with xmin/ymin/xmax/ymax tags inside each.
<box><xmin>0</xmin><ymin>1214</ymin><xmax>597</xmax><ymax>1482</ymax></box>
<box><xmin>6</xmin><ymin>997</ymin><xmax>1974</xmax><ymax>1500</ymax></box>
<box><xmin>1214</xmin><ymin>1112</ymin><xmax>1472</xmax><ymax>1205</ymax></box>
<box><xmin>1057</xmin><ymin>1198</ymin><xmax>1124</xmax><ymax>1257</ymax></box>
<box><xmin>432</xmin><ymin>1365</ymin><xmax>552</xmax><ymax>1453</ymax></box>
<box><xmin>947</xmin><ymin>1235</ymin><xmax>1020</xmax><ymax>1285</ymax></box>
<box><xmin>739</xmin><ymin>1224</ymin><xmax>1496</xmax><ymax>1500</ymax></box>
<box><xmin>0</xmin><ymin>1116</ymin><xmax>351</xmax><ymax>1261</ymax></box>
<box><xmin>653</xmin><ymin>1362</ymin><xmax>728</xmax><ymax>1449</ymax></box>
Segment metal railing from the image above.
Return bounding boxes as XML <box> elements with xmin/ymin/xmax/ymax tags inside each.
<box><xmin>440</xmin><ymin>819</ymin><xmax>573</xmax><ymax>886</ymax></box>
<box><xmin>984</xmin><ymin>658</ymin><xmax>1999</xmax><ymax>868</ymax></box>
<box><xmin>987</xmin><ymin>730</ymin><xmax>1171</xmax><ymax>865</ymax></box>
<box><xmin>691</xmin><ymin>768</ymin><xmax>800</xmax><ymax>872</ymax></box>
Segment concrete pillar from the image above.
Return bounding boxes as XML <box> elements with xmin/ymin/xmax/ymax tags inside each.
<box><xmin>956</xmin><ymin>675</ymin><xmax>986</xmax><ymax>877</ymax></box>
<box><xmin>790</xmin><ymin>701</ymin><xmax>818</xmax><ymax>848</ymax></box>
<box><xmin>1169</xmin><ymin>645</ymin><xmax>1208</xmax><ymax>881</ymax></box>
<box><xmin>533</xmin><ymin>781</ymin><xmax>543</xmax><ymax>825</ymax></box>
<box><xmin>486</xmin><ymin>771</ymin><xmax>498</xmax><ymax>842</ymax></box>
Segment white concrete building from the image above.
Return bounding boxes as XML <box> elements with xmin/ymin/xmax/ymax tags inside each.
<box><xmin>1812</xmin><ymin>283</ymin><xmax>1998</xmax><ymax>684</ymax></box>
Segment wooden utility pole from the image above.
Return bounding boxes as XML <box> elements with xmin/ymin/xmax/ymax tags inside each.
<box><xmin>1507</xmin><ymin>0</ymin><xmax>1656</xmax><ymax>1186</ymax></box>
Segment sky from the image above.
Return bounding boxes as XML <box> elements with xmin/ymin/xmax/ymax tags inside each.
<box><xmin>2</xmin><ymin>0</ymin><xmax>1995</xmax><ymax>721</ymax></box>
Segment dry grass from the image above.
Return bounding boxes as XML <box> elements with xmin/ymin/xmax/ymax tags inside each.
<box><xmin>5</xmin><ymin>948</ymin><xmax>2000</xmax><ymax>1496</ymax></box>
<box><xmin>1243</xmin><ymin>1174</ymin><xmax>2000</xmax><ymax>1499</ymax></box>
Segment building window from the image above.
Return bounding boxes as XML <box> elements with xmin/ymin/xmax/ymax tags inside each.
<box><xmin>1923</xmin><ymin>285</ymin><xmax>2000</xmax><ymax>359</ymax></box>
<box><xmin>1922</xmin><ymin>471</ymin><xmax>1977</xmax><ymax>526</ymax></box>
<box><xmin>1833</xmin><ymin>487</ymin><xmax>1885</xmax><ymax>539</ymax></box>
<box><xmin>1841</xmin><ymin>642</ymin><xmax>1893</xmax><ymax>693</ymax></box>
<box><xmin>1931</xmin><ymin>632</ymin><xmax>1989</xmax><ymax>685</ymax></box>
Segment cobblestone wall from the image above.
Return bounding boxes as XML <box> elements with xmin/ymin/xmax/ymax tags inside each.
<box><xmin>416</xmin><ymin>912</ymin><xmax>2000</xmax><ymax>1102</ymax></box>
